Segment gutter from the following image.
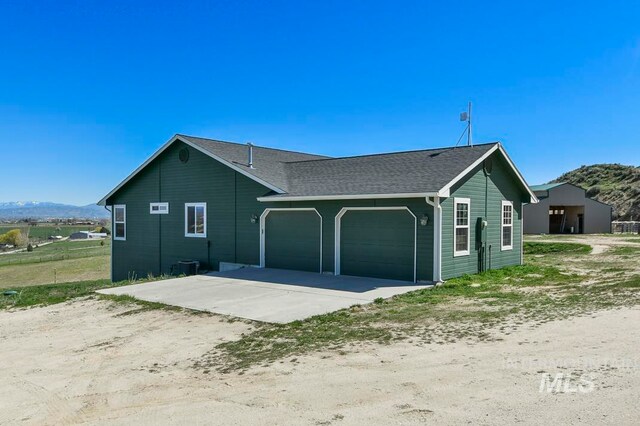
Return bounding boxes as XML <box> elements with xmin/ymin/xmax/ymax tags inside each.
<box><xmin>257</xmin><ymin>191</ymin><xmax>443</xmax><ymax>203</ymax></box>
<box><xmin>104</xmin><ymin>205</ymin><xmax>113</xmax><ymax>282</ymax></box>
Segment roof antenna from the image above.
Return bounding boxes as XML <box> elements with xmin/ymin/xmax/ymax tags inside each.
<box><xmin>456</xmin><ymin>101</ymin><xmax>473</xmax><ymax>147</ymax></box>
<box><xmin>247</xmin><ymin>142</ymin><xmax>254</xmax><ymax>168</ymax></box>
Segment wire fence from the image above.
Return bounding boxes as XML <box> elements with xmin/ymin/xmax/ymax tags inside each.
<box><xmin>612</xmin><ymin>221</ymin><xmax>640</xmax><ymax>234</ymax></box>
<box><xmin>0</xmin><ymin>251</ymin><xmax>109</xmax><ymax>267</ymax></box>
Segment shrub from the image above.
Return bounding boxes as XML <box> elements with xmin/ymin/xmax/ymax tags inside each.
<box><xmin>0</xmin><ymin>229</ymin><xmax>27</xmax><ymax>247</ymax></box>
<box><xmin>26</xmin><ymin>243</ymin><xmax>33</xmax><ymax>252</ymax></box>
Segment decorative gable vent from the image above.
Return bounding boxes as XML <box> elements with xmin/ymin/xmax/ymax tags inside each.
<box><xmin>179</xmin><ymin>148</ymin><xmax>190</xmax><ymax>163</ymax></box>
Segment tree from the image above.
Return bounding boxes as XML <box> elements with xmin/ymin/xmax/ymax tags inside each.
<box><xmin>94</xmin><ymin>226</ymin><xmax>111</xmax><ymax>235</ymax></box>
<box><xmin>0</xmin><ymin>229</ymin><xmax>28</xmax><ymax>247</ymax></box>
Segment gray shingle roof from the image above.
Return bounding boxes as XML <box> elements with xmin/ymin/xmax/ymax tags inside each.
<box><xmin>179</xmin><ymin>135</ymin><xmax>331</xmax><ymax>192</ymax></box>
<box><xmin>279</xmin><ymin>143</ymin><xmax>498</xmax><ymax>197</ymax></box>
<box><xmin>181</xmin><ymin>134</ymin><xmax>498</xmax><ymax>197</ymax></box>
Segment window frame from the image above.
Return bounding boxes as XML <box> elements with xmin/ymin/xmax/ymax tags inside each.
<box><xmin>453</xmin><ymin>197</ymin><xmax>471</xmax><ymax>257</ymax></box>
<box><xmin>184</xmin><ymin>202</ymin><xmax>207</xmax><ymax>238</ymax></box>
<box><xmin>113</xmin><ymin>205</ymin><xmax>126</xmax><ymax>241</ymax></box>
<box><xmin>501</xmin><ymin>200</ymin><xmax>513</xmax><ymax>251</ymax></box>
<box><xmin>150</xmin><ymin>202</ymin><xmax>169</xmax><ymax>215</ymax></box>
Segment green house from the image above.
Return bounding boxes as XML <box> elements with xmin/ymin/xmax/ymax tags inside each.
<box><xmin>98</xmin><ymin>135</ymin><xmax>537</xmax><ymax>283</ymax></box>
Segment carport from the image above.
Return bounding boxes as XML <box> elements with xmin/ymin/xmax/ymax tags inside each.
<box><xmin>97</xmin><ymin>267</ymin><xmax>430</xmax><ymax>323</ymax></box>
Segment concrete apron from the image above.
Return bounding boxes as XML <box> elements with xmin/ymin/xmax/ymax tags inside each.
<box><xmin>97</xmin><ymin>268</ymin><xmax>432</xmax><ymax>323</ymax></box>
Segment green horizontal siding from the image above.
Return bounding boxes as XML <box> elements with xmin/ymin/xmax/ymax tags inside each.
<box><xmin>441</xmin><ymin>153</ymin><xmax>527</xmax><ymax>280</ymax></box>
<box><xmin>108</xmin><ymin>141</ymin><xmax>436</xmax><ymax>282</ymax></box>
<box><xmin>107</xmin><ymin>141</ymin><xmax>271</xmax><ymax>281</ymax></box>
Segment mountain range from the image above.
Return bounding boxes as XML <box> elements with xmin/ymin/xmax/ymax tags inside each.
<box><xmin>0</xmin><ymin>202</ymin><xmax>109</xmax><ymax>220</ymax></box>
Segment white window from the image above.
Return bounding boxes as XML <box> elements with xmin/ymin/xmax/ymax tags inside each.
<box><xmin>454</xmin><ymin>198</ymin><xmax>470</xmax><ymax>256</ymax></box>
<box><xmin>185</xmin><ymin>203</ymin><xmax>206</xmax><ymax>238</ymax></box>
<box><xmin>501</xmin><ymin>201</ymin><xmax>513</xmax><ymax>250</ymax></box>
<box><xmin>150</xmin><ymin>202</ymin><xmax>169</xmax><ymax>214</ymax></box>
<box><xmin>113</xmin><ymin>205</ymin><xmax>126</xmax><ymax>241</ymax></box>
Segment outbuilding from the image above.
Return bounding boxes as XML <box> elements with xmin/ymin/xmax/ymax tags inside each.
<box><xmin>98</xmin><ymin>135</ymin><xmax>537</xmax><ymax>283</ymax></box>
<box><xmin>523</xmin><ymin>183</ymin><xmax>612</xmax><ymax>234</ymax></box>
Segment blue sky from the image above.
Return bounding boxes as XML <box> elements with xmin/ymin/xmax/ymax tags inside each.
<box><xmin>1</xmin><ymin>0</ymin><xmax>639</xmax><ymax>205</ymax></box>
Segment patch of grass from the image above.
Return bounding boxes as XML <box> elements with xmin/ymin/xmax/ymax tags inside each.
<box><xmin>202</xmin><ymin>237</ymin><xmax>640</xmax><ymax>373</ymax></box>
<box><xmin>200</xmin><ymin>263</ymin><xmax>591</xmax><ymax>373</ymax></box>
<box><xmin>0</xmin><ymin>279</ymin><xmax>116</xmax><ymax>309</ymax></box>
<box><xmin>0</xmin><ymin>275</ymin><xmax>179</xmax><ymax>311</ymax></box>
<box><xmin>97</xmin><ymin>293</ymin><xmax>190</xmax><ymax>316</ymax></box>
<box><xmin>524</xmin><ymin>241</ymin><xmax>592</xmax><ymax>255</ymax></box>
<box><xmin>609</xmin><ymin>246</ymin><xmax>640</xmax><ymax>256</ymax></box>
<box><xmin>0</xmin><ymin>254</ymin><xmax>110</xmax><ymax>288</ymax></box>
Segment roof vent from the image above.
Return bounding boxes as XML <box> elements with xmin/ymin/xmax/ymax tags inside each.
<box><xmin>247</xmin><ymin>142</ymin><xmax>254</xmax><ymax>169</ymax></box>
<box><xmin>179</xmin><ymin>148</ymin><xmax>189</xmax><ymax>163</ymax></box>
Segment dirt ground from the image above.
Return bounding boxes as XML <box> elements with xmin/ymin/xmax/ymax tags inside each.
<box><xmin>1</xmin><ymin>235</ymin><xmax>639</xmax><ymax>425</ymax></box>
<box><xmin>1</xmin><ymin>299</ymin><xmax>639</xmax><ymax>425</ymax></box>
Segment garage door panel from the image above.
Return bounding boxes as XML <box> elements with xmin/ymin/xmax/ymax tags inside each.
<box><xmin>265</xmin><ymin>211</ymin><xmax>321</xmax><ymax>272</ymax></box>
<box><xmin>340</xmin><ymin>210</ymin><xmax>415</xmax><ymax>282</ymax></box>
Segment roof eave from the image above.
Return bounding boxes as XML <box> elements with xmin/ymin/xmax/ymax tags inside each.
<box><xmin>436</xmin><ymin>143</ymin><xmax>538</xmax><ymax>204</ymax></box>
<box><xmin>97</xmin><ymin>134</ymin><xmax>287</xmax><ymax>206</ymax></box>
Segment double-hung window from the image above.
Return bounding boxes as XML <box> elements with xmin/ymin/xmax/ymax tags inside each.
<box><xmin>454</xmin><ymin>198</ymin><xmax>470</xmax><ymax>256</ymax></box>
<box><xmin>185</xmin><ymin>203</ymin><xmax>207</xmax><ymax>238</ymax></box>
<box><xmin>501</xmin><ymin>201</ymin><xmax>513</xmax><ymax>250</ymax></box>
<box><xmin>113</xmin><ymin>205</ymin><xmax>126</xmax><ymax>241</ymax></box>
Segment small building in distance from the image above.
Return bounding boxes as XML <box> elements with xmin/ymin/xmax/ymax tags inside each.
<box><xmin>69</xmin><ymin>231</ymin><xmax>108</xmax><ymax>240</ymax></box>
<box><xmin>524</xmin><ymin>183</ymin><xmax>612</xmax><ymax>234</ymax></box>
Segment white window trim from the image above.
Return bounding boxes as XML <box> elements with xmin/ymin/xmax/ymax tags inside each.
<box><xmin>184</xmin><ymin>202</ymin><xmax>207</xmax><ymax>238</ymax></box>
<box><xmin>453</xmin><ymin>197</ymin><xmax>470</xmax><ymax>257</ymax></box>
<box><xmin>150</xmin><ymin>202</ymin><xmax>169</xmax><ymax>214</ymax></box>
<box><xmin>501</xmin><ymin>200</ymin><xmax>513</xmax><ymax>251</ymax></box>
<box><xmin>113</xmin><ymin>205</ymin><xmax>126</xmax><ymax>241</ymax></box>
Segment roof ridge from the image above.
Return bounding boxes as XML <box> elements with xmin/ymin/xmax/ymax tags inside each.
<box><xmin>177</xmin><ymin>134</ymin><xmax>331</xmax><ymax>159</ymax></box>
<box><xmin>283</xmin><ymin>141</ymin><xmax>500</xmax><ymax>164</ymax></box>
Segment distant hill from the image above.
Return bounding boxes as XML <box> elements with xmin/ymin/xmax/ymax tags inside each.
<box><xmin>0</xmin><ymin>202</ymin><xmax>109</xmax><ymax>220</ymax></box>
<box><xmin>550</xmin><ymin>164</ymin><xmax>640</xmax><ymax>220</ymax></box>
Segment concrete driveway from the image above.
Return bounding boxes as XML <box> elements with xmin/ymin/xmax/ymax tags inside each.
<box><xmin>97</xmin><ymin>268</ymin><xmax>431</xmax><ymax>323</ymax></box>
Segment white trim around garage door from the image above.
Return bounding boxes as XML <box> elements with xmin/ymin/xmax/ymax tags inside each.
<box><xmin>334</xmin><ymin>207</ymin><xmax>417</xmax><ymax>283</ymax></box>
<box><xmin>259</xmin><ymin>208</ymin><xmax>323</xmax><ymax>273</ymax></box>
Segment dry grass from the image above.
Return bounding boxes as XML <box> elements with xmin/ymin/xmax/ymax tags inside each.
<box><xmin>0</xmin><ymin>255</ymin><xmax>109</xmax><ymax>287</ymax></box>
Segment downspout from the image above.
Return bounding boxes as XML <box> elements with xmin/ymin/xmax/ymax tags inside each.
<box><xmin>520</xmin><ymin>202</ymin><xmax>525</xmax><ymax>265</ymax></box>
<box><xmin>426</xmin><ymin>196</ymin><xmax>443</xmax><ymax>283</ymax></box>
<box><xmin>104</xmin><ymin>205</ymin><xmax>113</xmax><ymax>282</ymax></box>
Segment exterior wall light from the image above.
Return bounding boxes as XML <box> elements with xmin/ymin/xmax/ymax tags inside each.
<box><xmin>420</xmin><ymin>214</ymin><xmax>429</xmax><ymax>226</ymax></box>
<box><xmin>250</xmin><ymin>214</ymin><xmax>258</xmax><ymax>224</ymax></box>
